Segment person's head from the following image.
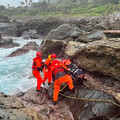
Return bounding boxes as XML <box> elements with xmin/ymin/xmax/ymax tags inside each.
<box><xmin>51</xmin><ymin>54</ymin><xmax>57</xmax><ymax>60</ymax></box>
<box><xmin>61</xmin><ymin>59</ymin><xmax>71</xmax><ymax>66</ymax></box>
<box><xmin>36</xmin><ymin>52</ymin><xmax>42</xmax><ymax>57</ymax></box>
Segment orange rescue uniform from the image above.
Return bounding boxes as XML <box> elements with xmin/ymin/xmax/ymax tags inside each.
<box><xmin>50</xmin><ymin>59</ymin><xmax>74</xmax><ymax>102</ymax></box>
<box><xmin>32</xmin><ymin>56</ymin><xmax>43</xmax><ymax>90</ymax></box>
<box><xmin>43</xmin><ymin>56</ymin><xmax>52</xmax><ymax>84</ymax></box>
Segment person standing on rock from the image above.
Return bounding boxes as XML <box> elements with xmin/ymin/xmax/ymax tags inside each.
<box><xmin>42</xmin><ymin>54</ymin><xmax>57</xmax><ymax>86</ymax></box>
<box><xmin>32</xmin><ymin>52</ymin><xmax>44</xmax><ymax>92</ymax></box>
<box><xmin>49</xmin><ymin>58</ymin><xmax>74</xmax><ymax>105</ymax></box>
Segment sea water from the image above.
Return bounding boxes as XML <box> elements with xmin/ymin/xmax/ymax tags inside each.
<box><xmin>0</xmin><ymin>37</ymin><xmax>43</xmax><ymax>95</ymax></box>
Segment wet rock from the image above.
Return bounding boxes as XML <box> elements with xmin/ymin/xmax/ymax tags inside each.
<box><xmin>7</xmin><ymin>42</ymin><xmax>39</xmax><ymax>57</ymax></box>
<box><xmin>0</xmin><ymin>22</ymin><xmax>18</xmax><ymax>37</ymax></box>
<box><xmin>0</xmin><ymin>39</ymin><xmax>19</xmax><ymax>48</ymax></box>
<box><xmin>40</xmin><ymin>39</ymin><xmax>67</xmax><ymax>58</ymax></box>
<box><xmin>22</xmin><ymin>30</ymin><xmax>41</xmax><ymax>39</ymax></box>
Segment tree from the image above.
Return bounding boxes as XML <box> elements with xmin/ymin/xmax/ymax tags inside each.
<box><xmin>7</xmin><ymin>4</ymin><xmax>10</xmax><ymax>8</ymax></box>
<box><xmin>0</xmin><ymin>5</ymin><xmax>6</xmax><ymax>11</ymax></box>
<box><xmin>20</xmin><ymin>2</ymin><xmax>25</xmax><ymax>6</ymax></box>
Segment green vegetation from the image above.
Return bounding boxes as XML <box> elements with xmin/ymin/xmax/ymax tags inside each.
<box><xmin>0</xmin><ymin>0</ymin><xmax>120</xmax><ymax>18</ymax></box>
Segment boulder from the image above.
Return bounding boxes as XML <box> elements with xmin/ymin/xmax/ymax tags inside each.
<box><xmin>70</xmin><ymin>27</ymin><xmax>83</xmax><ymax>39</ymax></box>
<box><xmin>7</xmin><ymin>42</ymin><xmax>39</xmax><ymax>57</ymax></box>
<box><xmin>0</xmin><ymin>91</ymin><xmax>43</xmax><ymax>120</ymax></box>
<box><xmin>45</xmin><ymin>24</ymin><xmax>83</xmax><ymax>40</ymax></box>
<box><xmin>0</xmin><ymin>39</ymin><xmax>19</xmax><ymax>48</ymax></box>
<box><xmin>22</xmin><ymin>30</ymin><xmax>41</xmax><ymax>39</ymax></box>
<box><xmin>77</xmin><ymin>30</ymin><xmax>106</xmax><ymax>43</ymax></box>
<box><xmin>24</xmin><ymin>17</ymin><xmax>63</xmax><ymax>36</ymax></box>
<box><xmin>40</xmin><ymin>39</ymin><xmax>67</xmax><ymax>58</ymax></box>
<box><xmin>71</xmin><ymin>38</ymin><xmax>120</xmax><ymax>80</ymax></box>
<box><xmin>0</xmin><ymin>22</ymin><xmax>18</xmax><ymax>37</ymax></box>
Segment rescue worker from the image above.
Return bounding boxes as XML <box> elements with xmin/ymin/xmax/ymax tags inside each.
<box><xmin>32</xmin><ymin>52</ymin><xmax>43</xmax><ymax>92</ymax></box>
<box><xmin>42</xmin><ymin>54</ymin><xmax>57</xmax><ymax>85</ymax></box>
<box><xmin>49</xmin><ymin>58</ymin><xmax>74</xmax><ymax>105</ymax></box>
<box><xmin>61</xmin><ymin>59</ymin><xmax>87</xmax><ymax>85</ymax></box>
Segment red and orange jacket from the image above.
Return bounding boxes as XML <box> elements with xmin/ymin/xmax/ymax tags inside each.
<box><xmin>32</xmin><ymin>56</ymin><xmax>43</xmax><ymax>71</ymax></box>
<box><xmin>49</xmin><ymin>59</ymin><xmax>66</xmax><ymax>81</ymax></box>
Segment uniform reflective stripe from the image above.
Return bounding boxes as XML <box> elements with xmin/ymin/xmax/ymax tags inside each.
<box><xmin>73</xmin><ymin>69</ymin><xmax>79</xmax><ymax>75</ymax></box>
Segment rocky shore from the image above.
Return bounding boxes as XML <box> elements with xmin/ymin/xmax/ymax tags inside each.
<box><xmin>1</xmin><ymin>13</ymin><xmax>120</xmax><ymax>120</ymax></box>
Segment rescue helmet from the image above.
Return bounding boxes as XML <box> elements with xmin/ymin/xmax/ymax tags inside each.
<box><xmin>51</xmin><ymin>54</ymin><xmax>57</xmax><ymax>58</ymax></box>
<box><xmin>61</xmin><ymin>59</ymin><xmax>71</xmax><ymax>66</ymax></box>
<box><xmin>36</xmin><ymin>52</ymin><xmax>42</xmax><ymax>57</ymax></box>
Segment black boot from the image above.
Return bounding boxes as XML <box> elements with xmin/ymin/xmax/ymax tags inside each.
<box><xmin>71</xmin><ymin>88</ymin><xmax>75</xmax><ymax>93</ymax></box>
<box><xmin>53</xmin><ymin>101</ymin><xmax>58</xmax><ymax>105</ymax></box>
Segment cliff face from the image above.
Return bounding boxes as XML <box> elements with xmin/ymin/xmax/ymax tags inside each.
<box><xmin>71</xmin><ymin>38</ymin><xmax>120</xmax><ymax>80</ymax></box>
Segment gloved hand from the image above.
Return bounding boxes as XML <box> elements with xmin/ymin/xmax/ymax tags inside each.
<box><xmin>48</xmin><ymin>83</ymin><xmax>51</xmax><ymax>86</ymax></box>
<box><xmin>37</xmin><ymin>67</ymin><xmax>42</xmax><ymax>71</ymax></box>
<box><xmin>37</xmin><ymin>67</ymin><xmax>43</xmax><ymax>72</ymax></box>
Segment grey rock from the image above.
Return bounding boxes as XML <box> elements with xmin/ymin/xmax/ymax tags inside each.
<box><xmin>0</xmin><ymin>22</ymin><xmax>18</xmax><ymax>37</ymax></box>
<box><xmin>0</xmin><ymin>39</ymin><xmax>19</xmax><ymax>48</ymax></box>
<box><xmin>7</xmin><ymin>42</ymin><xmax>39</xmax><ymax>57</ymax></box>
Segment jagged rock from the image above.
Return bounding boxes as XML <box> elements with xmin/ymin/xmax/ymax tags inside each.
<box><xmin>40</xmin><ymin>39</ymin><xmax>67</xmax><ymax>58</ymax></box>
<box><xmin>0</xmin><ymin>92</ymin><xmax>43</xmax><ymax>120</ymax></box>
<box><xmin>72</xmin><ymin>38</ymin><xmax>120</xmax><ymax>80</ymax></box>
<box><xmin>22</xmin><ymin>41</ymin><xmax>40</xmax><ymax>51</ymax></box>
<box><xmin>65</xmin><ymin>41</ymin><xmax>86</xmax><ymax>58</ymax></box>
<box><xmin>0</xmin><ymin>22</ymin><xmax>18</xmax><ymax>37</ymax></box>
<box><xmin>0</xmin><ymin>39</ymin><xmax>19</xmax><ymax>48</ymax></box>
<box><xmin>64</xmin><ymin>86</ymin><xmax>120</xmax><ymax>120</ymax></box>
<box><xmin>22</xmin><ymin>30</ymin><xmax>41</xmax><ymax>39</ymax></box>
<box><xmin>77</xmin><ymin>30</ymin><xmax>106</xmax><ymax>43</ymax></box>
<box><xmin>7</xmin><ymin>42</ymin><xmax>39</xmax><ymax>57</ymax></box>
<box><xmin>70</xmin><ymin>27</ymin><xmax>83</xmax><ymax>39</ymax></box>
<box><xmin>45</xmin><ymin>24</ymin><xmax>83</xmax><ymax>40</ymax></box>
<box><xmin>114</xmin><ymin>81</ymin><xmax>120</xmax><ymax>92</ymax></box>
<box><xmin>19</xmin><ymin>87</ymin><xmax>74</xmax><ymax>120</ymax></box>
<box><xmin>24</xmin><ymin>17</ymin><xmax>63</xmax><ymax>36</ymax></box>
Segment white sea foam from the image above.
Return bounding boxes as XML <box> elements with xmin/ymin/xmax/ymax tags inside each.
<box><xmin>0</xmin><ymin>37</ymin><xmax>43</xmax><ymax>95</ymax></box>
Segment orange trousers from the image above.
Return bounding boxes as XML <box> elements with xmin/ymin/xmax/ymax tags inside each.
<box><xmin>32</xmin><ymin>70</ymin><xmax>42</xmax><ymax>90</ymax></box>
<box><xmin>53</xmin><ymin>74</ymin><xmax>74</xmax><ymax>102</ymax></box>
<box><xmin>43</xmin><ymin>69</ymin><xmax>52</xmax><ymax>84</ymax></box>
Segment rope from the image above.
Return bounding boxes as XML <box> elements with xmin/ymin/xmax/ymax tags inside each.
<box><xmin>59</xmin><ymin>84</ymin><xmax>120</xmax><ymax>107</ymax></box>
<box><xmin>59</xmin><ymin>93</ymin><xmax>120</xmax><ymax>107</ymax></box>
<box><xmin>59</xmin><ymin>84</ymin><xmax>68</xmax><ymax>91</ymax></box>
